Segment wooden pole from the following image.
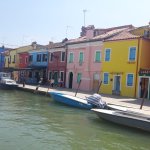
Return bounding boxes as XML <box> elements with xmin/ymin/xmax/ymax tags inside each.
<box><xmin>97</xmin><ymin>80</ymin><xmax>102</xmax><ymax>94</ymax></box>
<box><xmin>75</xmin><ymin>80</ymin><xmax>81</xmax><ymax>97</ymax></box>
<box><xmin>45</xmin><ymin>81</ymin><xmax>51</xmax><ymax>96</ymax></box>
<box><xmin>140</xmin><ymin>89</ymin><xmax>147</xmax><ymax>109</ymax></box>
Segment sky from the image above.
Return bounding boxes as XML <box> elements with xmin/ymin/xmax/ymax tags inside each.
<box><xmin>0</xmin><ymin>0</ymin><xmax>150</xmax><ymax>48</ymax></box>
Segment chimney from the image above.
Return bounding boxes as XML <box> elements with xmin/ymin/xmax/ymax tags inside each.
<box><xmin>31</xmin><ymin>41</ymin><xmax>37</xmax><ymax>49</ymax></box>
<box><xmin>80</xmin><ymin>25</ymin><xmax>95</xmax><ymax>39</ymax></box>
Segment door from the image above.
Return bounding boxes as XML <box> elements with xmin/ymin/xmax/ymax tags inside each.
<box><xmin>113</xmin><ymin>75</ymin><xmax>121</xmax><ymax>95</ymax></box>
<box><xmin>53</xmin><ymin>72</ymin><xmax>58</xmax><ymax>85</ymax></box>
<box><xmin>93</xmin><ymin>73</ymin><xmax>100</xmax><ymax>92</ymax></box>
<box><xmin>69</xmin><ymin>72</ymin><xmax>73</xmax><ymax>88</ymax></box>
<box><xmin>140</xmin><ymin>78</ymin><xmax>149</xmax><ymax>99</ymax></box>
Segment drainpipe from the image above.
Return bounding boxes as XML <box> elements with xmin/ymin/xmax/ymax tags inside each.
<box><xmin>134</xmin><ymin>38</ymin><xmax>140</xmax><ymax>98</ymax></box>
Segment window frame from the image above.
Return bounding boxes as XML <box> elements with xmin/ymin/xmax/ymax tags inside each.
<box><xmin>104</xmin><ymin>48</ymin><xmax>111</xmax><ymax>62</ymax></box>
<box><xmin>42</xmin><ymin>53</ymin><xmax>48</xmax><ymax>62</ymax></box>
<box><xmin>37</xmin><ymin>53</ymin><xmax>42</xmax><ymax>62</ymax></box>
<box><xmin>128</xmin><ymin>47</ymin><xmax>136</xmax><ymax>62</ymax></box>
<box><xmin>79</xmin><ymin>51</ymin><xmax>84</xmax><ymax>63</ymax></box>
<box><xmin>69</xmin><ymin>52</ymin><xmax>74</xmax><ymax>63</ymax></box>
<box><xmin>95</xmin><ymin>50</ymin><xmax>101</xmax><ymax>62</ymax></box>
<box><xmin>126</xmin><ymin>73</ymin><xmax>134</xmax><ymax>87</ymax></box>
<box><xmin>60</xmin><ymin>71</ymin><xmax>64</xmax><ymax>81</ymax></box>
<box><xmin>61</xmin><ymin>51</ymin><xmax>65</xmax><ymax>62</ymax></box>
<box><xmin>29</xmin><ymin>55</ymin><xmax>33</xmax><ymax>62</ymax></box>
<box><xmin>103</xmin><ymin>72</ymin><xmax>109</xmax><ymax>85</ymax></box>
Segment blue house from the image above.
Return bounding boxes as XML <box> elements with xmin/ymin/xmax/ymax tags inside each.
<box><xmin>0</xmin><ymin>46</ymin><xmax>5</xmax><ymax>71</ymax></box>
<box><xmin>27</xmin><ymin>48</ymin><xmax>49</xmax><ymax>84</ymax></box>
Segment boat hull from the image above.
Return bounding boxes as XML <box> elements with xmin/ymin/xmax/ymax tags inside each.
<box><xmin>49</xmin><ymin>92</ymin><xmax>92</xmax><ymax>109</ymax></box>
<box><xmin>92</xmin><ymin>109</ymin><xmax>150</xmax><ymax>132</ymax></box>
<box><xmin>0</xmin><ymin>83</ymin><xmax>18</xmax><ymax>89</ymax></box>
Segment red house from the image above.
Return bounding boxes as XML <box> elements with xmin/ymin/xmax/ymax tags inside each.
<box><xmin>18</xmin><ymin>52</ymin><xmax>29</xmax><ymax>83</ymax></box>
<box><xmin>47</xmin><ymin>41</ymin><xmax>67</xmax><ymax>87</ymax></box>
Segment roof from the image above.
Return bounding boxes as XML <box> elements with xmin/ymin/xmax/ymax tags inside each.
<box><xmin>104</xmin><ymin>30</ymin><xmax>140</xmax><ymax>41</ymax></box>
<box><xmin>47</xmin><ymin>42</ymin><xmax>65</xmax><ymax>49</ymax></box>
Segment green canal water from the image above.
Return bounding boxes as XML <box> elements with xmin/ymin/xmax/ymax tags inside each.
<box><xmin>0</xmin><ymin>90</ymin><xmax>150</xmax><ymax>150</ymax></box>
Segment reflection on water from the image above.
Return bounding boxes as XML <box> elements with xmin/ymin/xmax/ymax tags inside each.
<box><xmin>0</xmin><ymin>90</ymin><xmax>150</xmax><ymax>150</ymax></box>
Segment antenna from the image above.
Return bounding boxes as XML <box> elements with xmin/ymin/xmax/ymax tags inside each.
<box><xmin>66</xmin><ymin>26</ymin><xmax>71</xmax><ymax>38</ymax></box>
<box><xmin>83</xmin><ymin>9</ymin><xmax>87</xmax><ymax>27</ymax></box>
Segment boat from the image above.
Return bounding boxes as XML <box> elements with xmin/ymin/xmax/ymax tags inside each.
<box><xmin>91</xmin><ymin>108</ymin><xmax>150</xmax><ymax>132</ymax></box>
<box><xmin>49</xmin><ymin>92</ymin><xmax>93</xmax><ymax>109</ymax></box>
<box><xmin>0</xmin><ymin>72</ymin><xmax>18</xmax><ymax>89</ymax></box>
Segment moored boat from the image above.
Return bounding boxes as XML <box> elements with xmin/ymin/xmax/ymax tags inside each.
<box><xmin>49</xmin><ymin>92</ymin><xmax>108</xmax><ymax>110</ymax></box>
<box><xmin>0</xmin><ymin>72</ymin><xmax>18</xmax><ymax>89</ymax></box>
<box><xmin>91</xmin><ymin>108</ymin><xmax>150</xmax><ymax>132</ymax></box>
<box><xmin>49</xmin><ymin>92</ymin><xmax>93</xmax><ymax>109</ymax></box>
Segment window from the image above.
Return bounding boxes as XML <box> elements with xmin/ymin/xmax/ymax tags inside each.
<box><xmin>29</xmin><ymin>55</ymin><xmax>33</xmax><ymax>62</ymax></box>
<box><xmin>69</xmin><ymin>53</ymin><xmax>73</xmax><ymax>63</ymax></box>
<box><xmin>49</xmin><ymin>53</ymin><xmax>53</xmax><ymax>62</ymax></box>
<box><xmin>77</xmin><ymin>73</ymin><xmax>82</xmax><ymax>83</ymax></box>
<box><xmin>61</xmin><ymin>52</ymin><xmax>65</xmax><ymax>61</ymax></box>
<box><xmin>95</xmin><ymin>51</ymin><xmax>101</xmax><ymax>62</ymax></box>
<box><xmin>129</xmin><ymin>47</ymin><xmax>136</xmax><ymax>61</ymax></box>
<box><xmin>49</xmin><ymin>72</ymin><xmax>52</xmax><ymax>80</ymax></box>
<box><xmin>105</xmin><ymin>49</ymin><xmax>111</xmax><ymax>61</ymax></box>
<box><xmin>37</xmin><ymin>54</ymin><xmax>41</xmax><ymax>62</ymax></box>
<box><xmin>103</xmin><ymin>73</ymin><xmax>109</xmax><ymax>84</ymax></box>
<box><xmin>42</xmin><ymin>54</ymin><xmax>48</xmax><ymax>62</ymax></box>
<box><xmin>127</xmin><ymin>74</ymin><xmax>134</xmax><ymax>86</ymax></box>
<box><xmin>60</xmin><ymin>71</ymin><xmax>64</xmax><ymax>81</ymax></box>
<box><xmin>79</xmin><ymin>52</ymin><xmax>84</xmax><ymax>63</ymax></box>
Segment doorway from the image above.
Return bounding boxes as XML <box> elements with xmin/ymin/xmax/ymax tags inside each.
<box><xmin>140</xmin><ymin>78</ymin><xmax>149</xmax><ymax>99</ymax></box>
<box><xmin>53</xmin><ymin>72</ymin><xmax>58</xmax><ymax>85</ymax></box>
<box><xmin>113</xmin><ymin>75</ymin><xmax>121</xmax><ymax>95</ymax></box>
<box><xmin>69</xmin><ymin>72</ymin><xmax>73</xmax><ymax>88</ymax></box>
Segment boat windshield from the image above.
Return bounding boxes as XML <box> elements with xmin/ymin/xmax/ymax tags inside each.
<box><xmin>0</xmin><ymin>73</ymin><xmax>11</xmax><ymax>78</ymax></box>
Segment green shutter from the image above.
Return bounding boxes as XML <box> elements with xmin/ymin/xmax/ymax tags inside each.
<box><xmin>95</xmin><ymin>51</ymin><xmax>100</xmax><ymax>62</ymax></box>
<box><xmin>79</xmin><ymin>52</ymin><xmax>83</xmax><ymax>62</ymax></box>
<box><xmin>77</xmin><ymin>73</ymin><xmax>82</xmax><ymax>83</ymax></box>
<box><xmin>69</xmin><ymin>53</ymin><xmax>73</xmax><ymax>63</ymax></box>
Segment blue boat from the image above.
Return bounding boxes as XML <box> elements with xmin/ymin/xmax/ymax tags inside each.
<box><xmin>49</xmin><ymin>92</ymin><xmax>93</xmax><ymax>109</ymax></box>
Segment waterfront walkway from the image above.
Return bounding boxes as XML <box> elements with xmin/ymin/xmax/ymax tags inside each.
<box><xmin>18</xmin><ymin>84</ymin><xmax>150</xmax><ymax>115</ymax></box>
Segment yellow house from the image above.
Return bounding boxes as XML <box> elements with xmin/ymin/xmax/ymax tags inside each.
<box><xmin>5</xmin><ymin>48</ymin><xmax>17</xmax><ymax>69</ymax></box>
<box><xmin>100</xmin><ymin>30</ymin><xmax>150</xmax><ymax>98</ymax></box>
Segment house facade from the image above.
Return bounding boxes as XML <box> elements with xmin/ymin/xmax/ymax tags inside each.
<box><xmin>66</xmin><ymin>41</ymin><xmax>103</xmax><ymax>92</ymax></box>
<box><xmin>47</xmin><ymin>41</ymin><xmax>67</xmax><ymax>87</ymax></box>
<box><xmin>27</xmin><ymin>47</ymin><xmax>48</xmax><ymax>84</ymax></box>
<box><xmin>100</xmin><ymin>30</ymin><xmax>150</xmax><ymax>98</ymax></box>
<box><xmin>0</xmin><ymin>46</ymin><xmax>5</xmax><ymax>71</ymax></box>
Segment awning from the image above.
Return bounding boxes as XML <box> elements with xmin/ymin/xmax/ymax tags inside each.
<box><xmin>139</xmin><ymin>68</ymin><xmax>150</xmax><ymax>76</ymax></box>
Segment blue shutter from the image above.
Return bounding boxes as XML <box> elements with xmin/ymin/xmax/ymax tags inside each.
<box><xmin>127</xmin><ymin>74</ymin><xmax>133</xmax><ymax>86</ymax></box>
<box><xmin>105</xmin><ymin>49</ymin><xmax>110</xmax><ymax>61</ymax></box>
<box><xmin>104</xmin><ymin>73</ymin><xmax>109</xmax><ymax>84</ymax></box>
<box><xmin>129</xmin><ymin>47</ymin><xmax>136</xmax><ymax>61</ymax></box>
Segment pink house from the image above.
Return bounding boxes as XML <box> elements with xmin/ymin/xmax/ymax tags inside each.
<box><xmin>66</xmin><ymin>26</ymin><xmax>103</xmax><ymax>92</ymax></box>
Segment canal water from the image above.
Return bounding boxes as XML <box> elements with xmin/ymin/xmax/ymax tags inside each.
<box><xmin>0</xmin><ymin>90</ymin><xmax>150</xmax><ymax>150</ymax></box>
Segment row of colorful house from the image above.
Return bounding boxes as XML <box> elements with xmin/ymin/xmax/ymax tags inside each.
<box><xmin>1</xmin><ymin>24</ymin><xmax>150</xmax><ymax>100</ymax></box>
